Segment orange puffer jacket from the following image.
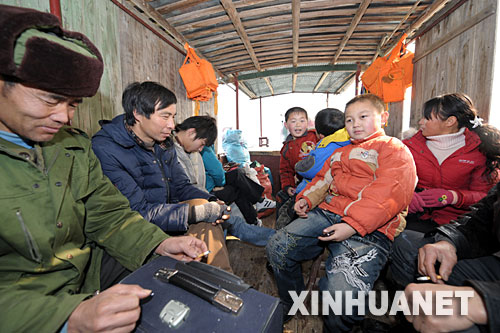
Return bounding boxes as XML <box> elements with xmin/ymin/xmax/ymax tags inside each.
<box><xmin>297</xmin><ymin>130</ymin><xmax>417</xmax><ymax>241</ymax></box>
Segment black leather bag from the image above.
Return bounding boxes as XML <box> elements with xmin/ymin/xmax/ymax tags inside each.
<box><xmin>120</xmin><ymin>256</ymin><xmax>283</xmax><ymax>332</ymax></box>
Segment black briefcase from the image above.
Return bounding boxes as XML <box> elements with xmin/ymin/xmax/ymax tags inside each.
<box><xmin>121</xmin><ymin>256</ymin><xmax>282</xmax><ymax>332</ymax></box>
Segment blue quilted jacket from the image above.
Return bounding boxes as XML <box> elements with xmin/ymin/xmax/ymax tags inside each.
<box><xmin>295</xmin><ymin>128</ymin><xmax>351</xmax><ymax>194</ymax></box>
<box><xmin>92</xmin><ymin>114</ymin><xmax>212</xmax><ymax>232</ymax></box>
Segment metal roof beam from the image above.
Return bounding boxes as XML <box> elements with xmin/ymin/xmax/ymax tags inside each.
<box><xmin>231</xmin><ymin>64</ymin><xmax>357</xmax><ymax>81</ymax></box>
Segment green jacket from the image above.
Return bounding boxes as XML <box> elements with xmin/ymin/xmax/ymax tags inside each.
<box><xmin>0</xmin><ymin>127</ymin><xmax>169</xmax><ymax>332</ymax></box>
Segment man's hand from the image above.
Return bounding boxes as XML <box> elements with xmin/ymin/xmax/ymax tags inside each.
<box><xmin>318</xmin><ymin>223</ymin><xmax>356</xmax><ymax>242</ymax></box>
<box><xmin>405</xmin><ymin>283</ymin><xmax>487</xmax><ymax>332</ymax></box>
<box><xmin>155</xmin><ymin>236</ymin><xmax>208</xmax><ymax>261</ymax></box>
<box><xmin>212</xmin><ymin>201</ymin><xmax>230</xmax><ymax>226</ymax></box>
<box><xmin>287</xmin><ymin>187</ymin><xmax>296</xmax><ymax>197</ymax></box>
<box><xmin>418</xmin><ymin>241</ymin><xmax>457</xmax><ymax>283</ymax></box>
<box><xmin>294</xmin><ymin>198</ymin><xmax>309</xmax><ymax>217</ymax></box>
<box><xmin>67</xmin><ymin>284</ymin><xmax>151</xmax><ymax>333</ymax></box>
<box><xmin>191</xmin><ymin>202</ymin><xmax>228</xmax><ymax>225</ymax></box>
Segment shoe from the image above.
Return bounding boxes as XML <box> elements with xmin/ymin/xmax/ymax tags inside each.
<box><xmin>361</xmin><ymin>318</ymin><xmax>393</xmax><ymax>333</ymax></box>
<box><xmin>256</xmin><ymin>198</ymin><xmax>276</xmax><ymax>212</ymax></box>
<box><xmin>265</xmin><ymin>261</ymin><xmax>273</xmax><ymax>274</ymax></box>
<box><xmin>280</xmin><ymin>302</ymin><xmax>294</xmax><ymax>324</ymax></box>
<box><xmin>255</xmin><ymin>218</ymin><xmax>263</xmax><ymax>227</ymax></box>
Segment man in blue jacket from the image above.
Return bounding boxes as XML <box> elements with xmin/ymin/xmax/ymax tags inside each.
<box><xmin>92</xmin><ymin>81</ymin><xmax>232</xmax><ymax>271</ymax></box>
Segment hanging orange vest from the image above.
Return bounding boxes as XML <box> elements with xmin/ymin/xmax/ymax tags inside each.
<box><xmin>361</xmin><ymin>34</ymin><xmax>413</xmax><ymax>103</ymax></box>
<box><xmin>179</xmin><ymin>43</ymin><xmax>219</xmax><ymax>114</ymax></box>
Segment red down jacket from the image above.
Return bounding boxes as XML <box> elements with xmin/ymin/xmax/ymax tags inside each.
<box><xmin>404</xmin><ymin>129</ymin><xmax>495</xmax><ymax>225</ymax></box>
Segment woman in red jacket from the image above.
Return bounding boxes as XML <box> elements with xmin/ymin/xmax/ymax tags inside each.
<box><xmin>404</xmin><ymin>93</ymin><xmax>500</xmax><ymax>233</ymax></box>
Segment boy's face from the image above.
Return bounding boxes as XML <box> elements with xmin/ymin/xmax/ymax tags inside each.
<box><xmin>181</xmin><ymin>128</ymin><xmax>207</xmax><ymax>153</ymax></box>
<box><xmin>285</xmin><ymin>111</ymin><xmax>308</xmax><ymax>138</ymax></box>
<box><xmin>345</xmin><ymin>100</ymin><xmax>388</xmax><ymax>140</ymax></box>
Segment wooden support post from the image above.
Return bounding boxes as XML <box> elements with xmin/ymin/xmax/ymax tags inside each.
<box><xmin>235</xmin><ymin>74</ymin><xmax>239</xmax><ymax>130</ymax></box>
<box><xmin>259</xmin><ymin>97</ymin><xmax>263</xmax><ymax>138</ymax></box>
<box><xmin>355</xmin><ymin>62</ymin><xmax>361</xmax><ymax>96</ymax></box>
<box><xmin>259</xmin><ymin>97</ymin><xmax>269</xmax><ymax>147</ymax></box>
<box><xmin>386</xmin><ymin>101</ymin><xmax>404</xmax><ymax>138</ymax></box>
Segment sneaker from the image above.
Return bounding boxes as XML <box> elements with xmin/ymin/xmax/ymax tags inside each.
<box><xmin>256</xmin><ymin>198</ymin><xmax>276</xmax><ymax>211</ymax></box>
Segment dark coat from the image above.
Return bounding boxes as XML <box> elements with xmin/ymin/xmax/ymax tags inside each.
<box><xmin>436</xmin><ymin>182</ymin><xmax>500</xmax><ymax>332</ymax></box>
<box><xmin>92</xmin><ymin>114</ymin><xmax>212</xmax><ymax>232</ymax></box>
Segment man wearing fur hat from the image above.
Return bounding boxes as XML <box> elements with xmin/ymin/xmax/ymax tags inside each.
<box><xmin>0</xmin><ymin>4</ymin><xmax>207</xmax><ymax>332</ymax></box>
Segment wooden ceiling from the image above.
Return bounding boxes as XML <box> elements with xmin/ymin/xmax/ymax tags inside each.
<box><xmin>128</xmin><ymin>0</ymin><xmax>452</xmax><ymax>98</ymax></box>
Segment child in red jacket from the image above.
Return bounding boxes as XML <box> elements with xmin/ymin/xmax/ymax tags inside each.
<box><xmin>277</xmin><ymin>107</ymin><xmax>318</xmax><ymax>207</ymax></box>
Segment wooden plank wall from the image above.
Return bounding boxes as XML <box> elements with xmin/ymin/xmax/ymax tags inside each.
<box><xmin>117</xmin><ymin>3</ymin><xmax>191</xmax><ymax>123</ymax></box>
<box><xmin>4</xmin><ymin>0</ymin><xmax>215</xmax><ymax>135</ymax></box>
<box><xmin>410</xmin><ymin>0</ymin><xmax>498</xmax><ymax>127</ymax></box>
<box><xmin>385</xmin><ymin>101</ymin><xmax>403</xmax><ymax>138</ymax></box>
<box><xmin>62</xmin><ymin>0</ymin><xmax>122</xmax><ymax>135</ymax></box>
<box><xmin>2</xmin><ymin>0</ymin><xmax>48</xmax><ymax>11</ymax></box>
<box><xmin>116</xmin><ymin>4</ymin><xmax>216</xmax><ymax>124</ymax></box>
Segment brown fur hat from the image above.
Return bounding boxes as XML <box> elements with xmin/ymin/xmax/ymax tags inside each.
<box><xmin>0</xmin><ymin>4</ymin><xmax>103</xmax><ymax>97</ymax></box>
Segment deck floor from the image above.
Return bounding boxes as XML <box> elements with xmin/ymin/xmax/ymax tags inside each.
<box><xmin>227</xmin><ymin>210</ymin><xmax>324</xmax><ymax>332</ymax></box>
<box><xmin>226</xmin><ymin>210</ymin><xmax>414</xmax><ymax>333</ymax></box>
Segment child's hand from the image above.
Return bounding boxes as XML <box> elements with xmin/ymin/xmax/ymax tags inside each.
<box><xmin>294</xmin><ymin>198</ymin><xmax>309</xmax><ymax>217</ymax></box>
<box><xmin>287</xmin><ymin>187</ymin><xmax>296</xmax><ymax>196</ymax></box>
<box><xmin>318</xmin><ymin>223</ymin><xmax>356</xmax><ymax>242</ymax></box>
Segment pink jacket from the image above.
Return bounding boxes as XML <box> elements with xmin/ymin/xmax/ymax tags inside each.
<box><xmin>298</xmin><ymin>130</ymin><xmax>417</xmax><ymax>241</ymax></box>
<box><xmin>404</xmin><ymin>129</ymin><xmax>495</xmax><ymax>225</ymax></box>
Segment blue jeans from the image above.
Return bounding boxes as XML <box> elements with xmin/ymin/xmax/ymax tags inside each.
<box><xmin>266</xmin><ymin>208</ymin><xmax>391</xmax><ymax>332</ymax></box>
<box><xmin>225</xmin><ymin>205</ymin><xmax>275</xmax><ymax>247</ymax></box>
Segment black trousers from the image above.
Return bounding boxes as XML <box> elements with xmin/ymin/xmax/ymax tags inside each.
<box><xmin>100</xmin><ymin>250</ymin><xmax>131</xmax><ymax>290</ymax></box>
<box><xmin>212</xmin><ymin>168</ymin><xmax>264</xmax><ymax>224</ymax></box>
<box><xmin>404</xmin><ymin>213</ymin><xmax>440</xmax><ymax>233</ymax></box>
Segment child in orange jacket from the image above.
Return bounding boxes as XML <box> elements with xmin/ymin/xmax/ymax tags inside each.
<box><xmin>267</xmin><ymin>94</ymin><xmax>416</xmax><ymax>331</ymax></box>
